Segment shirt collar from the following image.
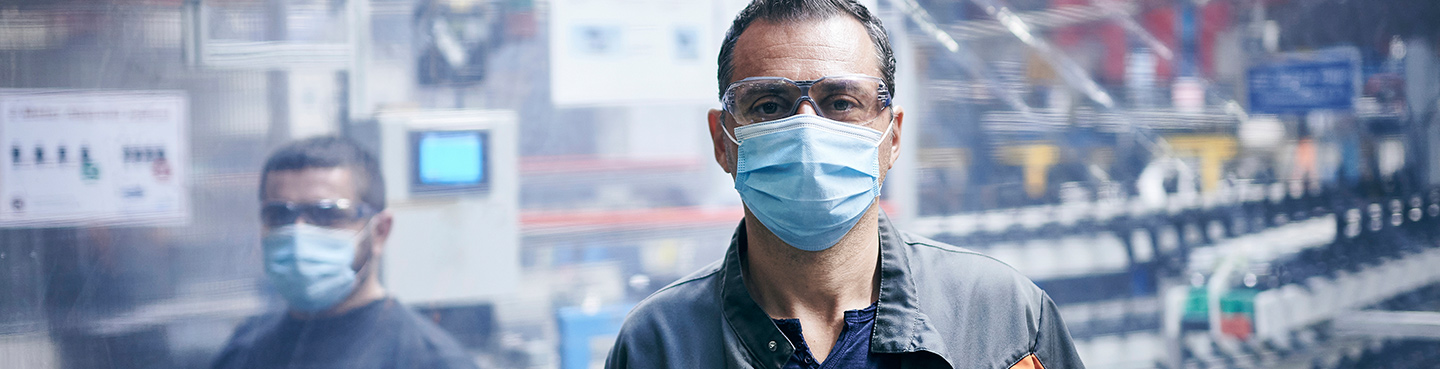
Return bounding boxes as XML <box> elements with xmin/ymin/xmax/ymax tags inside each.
<box><xmin>720</xmin><ymin>221</ymin><xmax>794</xmax><ymax>368</ymax></box>
<box><xmin>718</xmin><ymin>212</ymin><xmax>951</xmax><ymax>368</ymax></box>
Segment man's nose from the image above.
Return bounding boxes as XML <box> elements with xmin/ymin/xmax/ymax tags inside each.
<box><xmin>287</xmin><ymin>215</ymin><xmax>311</xmax><ymax>226</ymax></box>
<box><xmin>795</xmin><ymin>99</ymin><xmax>819</xmax><ymax>116</ymax></box>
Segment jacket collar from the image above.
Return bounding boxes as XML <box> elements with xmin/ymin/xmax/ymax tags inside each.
<box><xmin>718</xmin><ymin>212</ymin><xmax>951</xmax><ymax>368</ymax></box>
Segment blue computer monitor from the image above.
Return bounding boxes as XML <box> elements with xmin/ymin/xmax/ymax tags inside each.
<box><xmin>409</xmin><ymin>130</ymin><xmax>488</xmax><ymax>194</ymax></box>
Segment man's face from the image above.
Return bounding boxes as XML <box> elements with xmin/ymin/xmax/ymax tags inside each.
<box><xmin>262</xmin><ymin>167</ymin><xmax>377</xmax><ymax>269</ymax></box>
<box><xmin>710</xmin><ymin>15</ymin><xmax>903</xmax><ymax>182</ymax></box>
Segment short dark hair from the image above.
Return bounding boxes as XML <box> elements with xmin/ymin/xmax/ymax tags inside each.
<box><xmin>717</xmin><ymin>0</ymin><xmax>896</xmax><ymax>99</ymax></box>
<box><xmin>259</xmin><ymin>136</ymin><xmax>386</xmax><ymax>211</ymax></box>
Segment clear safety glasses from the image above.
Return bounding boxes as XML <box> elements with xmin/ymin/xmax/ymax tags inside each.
<box><xmin>721</xmin><ymin>74</ymin><xmax>892</xmax><ymax>126</ymax></box>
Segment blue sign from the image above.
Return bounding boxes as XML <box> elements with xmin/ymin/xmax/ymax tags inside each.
<box><xmin>1248</xmin><ymin>50</ymin><xmax>1358</xmax><ymax>114</ymax></box>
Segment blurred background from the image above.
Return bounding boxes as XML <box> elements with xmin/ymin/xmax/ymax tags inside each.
<box><xmin>1</xmin><ymin>0</ymin><xmax>1439</xmax><ymax>368</ymax></box>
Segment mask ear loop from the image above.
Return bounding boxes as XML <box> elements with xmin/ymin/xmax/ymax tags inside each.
<box><xmin>876</xmin><ymin>112</ymin><xmax>896</xmax><ymax>192</ymax></box>
<box><xmin>720</xmin><ymin>111</ymin><xmax>741</xmax><ymax>145</ymax></box>
<box><xmin>878</xmin><ymin>114</ymin><xmax>895</xmax><ymax>143</ymax></box>
<box><xmin>350</xmin><ymin>217</ymin><xmax>380</xmax><ymax>286</ymax></box>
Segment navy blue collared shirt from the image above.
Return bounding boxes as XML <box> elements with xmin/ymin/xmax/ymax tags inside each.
<box><xmin>773</xmin><ymin>303</ymin><xmax>900</xmax><ymax>369</ymax></box>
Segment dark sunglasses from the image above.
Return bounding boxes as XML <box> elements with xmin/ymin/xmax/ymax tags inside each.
<box><xmin>261</xmin><ymin>199</ymin><xmax>374</xmax><ymax>228</ymax></box>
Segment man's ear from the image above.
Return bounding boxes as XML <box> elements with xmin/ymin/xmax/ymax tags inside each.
<box><xmin>884</xmin><ymin>107</ymin><xmax>904</xmax><ymax>170</ymax></box>
<box><xmin>707</xmin><ymin>109</ymin><xmax>735</xmax><ymax>174</ymax></box>
<box><xmin>369</xmin><ymin>210</ymin><xmax>394</xmax><ymax>256</ymax></box>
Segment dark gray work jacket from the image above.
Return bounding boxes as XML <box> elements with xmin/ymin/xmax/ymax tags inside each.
<box><xmin>606</xmin><ymin>214</ymin><xmax>1085</xmax><ymax>369</ymax></box>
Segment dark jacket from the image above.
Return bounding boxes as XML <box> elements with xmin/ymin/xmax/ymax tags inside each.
<box><xmin>606</xmin><ymin>213</ymin><xmax>1084</xmax><ymax>369</ymax></box>
<box><xmin>212</xmin><ymin>298</ymin><xmax>478</xmax><ymax>369</ymax></box>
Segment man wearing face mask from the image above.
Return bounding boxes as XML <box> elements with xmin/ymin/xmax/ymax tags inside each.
<box><xmin>213</xmin><ymin>136</ymin><xmax>478</xmax><ymax>369</ymax></box>
<box><xmin>606</xmin><ymin>1</ymin><xmax>1083</xmax><ymax>368</ymax></box>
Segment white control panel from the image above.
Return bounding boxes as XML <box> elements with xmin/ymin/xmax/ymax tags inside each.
<box><xmin>373</xmin><ymin>109</ymin><xmax>519</xmax><ymax>306</ymax></box>
<box><xmin>1</xmin><ymin>90</ymin><xmax>189</xmax><ymax>228</ymax></box>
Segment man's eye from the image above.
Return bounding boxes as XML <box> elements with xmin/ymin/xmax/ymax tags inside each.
<box><xmin>754</xmin><ymin>101</ymin><xmax>785</xmax><ymax>116</ymax></box>
<box><xmin>829</xmin><ymin>100</ymin><xmax>855</xmax><ymax>111</ymax></box>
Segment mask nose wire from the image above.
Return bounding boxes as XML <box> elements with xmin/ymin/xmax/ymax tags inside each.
<box><xmin>725</xmin><ymin>106</ymin><xmax>895</xmax><ymax>146</ymax></box>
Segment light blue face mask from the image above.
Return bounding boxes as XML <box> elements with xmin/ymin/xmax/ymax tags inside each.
<box><xmin>262</xmin><ymin>222</ymin><xmax>370</xmax><ymax>312</ymax></box>
<box><xmin>725</xmin><ymin>114</ymin><xmax>893</xmax><ymax>251</ymax></box>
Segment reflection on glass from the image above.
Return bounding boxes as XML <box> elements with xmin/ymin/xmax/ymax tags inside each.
<box><xmin>1</xmin><ymin>0</ymin><xmax>1439</xmax><ymax>368</ymax></box>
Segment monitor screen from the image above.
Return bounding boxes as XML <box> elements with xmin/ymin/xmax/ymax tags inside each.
<box><xmin>410</xmin><ymin>130</ymin><xmax>488</xmax><ymax>193</ymax></box>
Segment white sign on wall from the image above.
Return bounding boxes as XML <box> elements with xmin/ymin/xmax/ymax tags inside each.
<box><xmin>550</xmin><ymin>0</ymin><xmax>732</xmax><ymax>106</ymax></box>
<box><xmin>1</xmin><ymin>90</ymin><xmax>190</xmax><ymax>228</ymax></box>
<box><xmin>549</xmin><ymin>0</ymin><xmax>880</xmax><ymax>107</ymax></box>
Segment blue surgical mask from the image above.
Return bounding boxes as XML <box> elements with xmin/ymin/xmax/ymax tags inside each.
<box><xmin>262</xmin><ymin>222</ymin><xmax>369</xmax><ymax>312</ymax></box>
<box><xmin>726</xmin><ymin>114</ymin><xmax>893</xmax><ymax>251</ymax></box>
